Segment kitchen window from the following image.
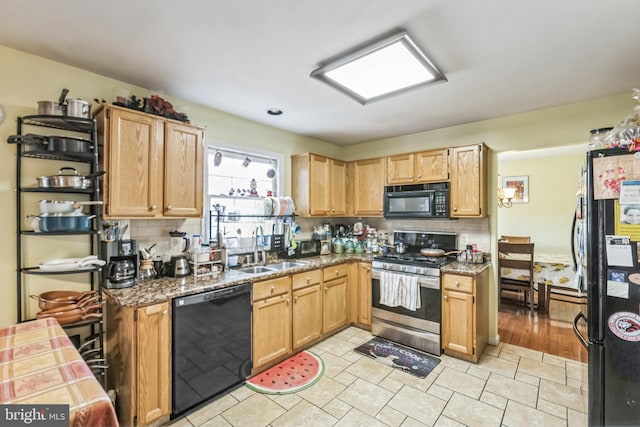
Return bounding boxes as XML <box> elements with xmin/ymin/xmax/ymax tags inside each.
<box><xmin>205</xmin><ymin>146</ymin><xmax>281</xmax><ymax>240</ymax></box>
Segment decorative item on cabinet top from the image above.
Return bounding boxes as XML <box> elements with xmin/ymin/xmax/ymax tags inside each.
<box><xmin>104</xmin><ymin>93</ymin><xmax>190</xmax><ymax>123</ymax></box>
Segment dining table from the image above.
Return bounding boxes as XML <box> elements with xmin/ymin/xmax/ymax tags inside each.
<box><xmin>0</xmin><ymin>318</ymin><xmax>119</xmax><ymax>426</ymax></box>
<box><xmin>499</xmin><ymin>252</ymin><xmax>582</xmax><ymax>312</ymax></box>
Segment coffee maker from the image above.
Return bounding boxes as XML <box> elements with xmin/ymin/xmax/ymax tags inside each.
<box><xmin>102</xmin><ymin>240</ymin><xmax>139</xmax><ymax>289</ymax></box>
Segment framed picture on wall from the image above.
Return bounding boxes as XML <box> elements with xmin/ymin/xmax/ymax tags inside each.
<box><xmin>503</xmin><ymin>175</ymin><xmax>529</xmax><ymax>203</ymax></box>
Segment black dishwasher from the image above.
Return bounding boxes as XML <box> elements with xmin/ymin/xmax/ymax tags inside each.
<box><xmin>171</xmin><ymin>283</ymin><xmax>252</xmax><ymax>418</ymax></box>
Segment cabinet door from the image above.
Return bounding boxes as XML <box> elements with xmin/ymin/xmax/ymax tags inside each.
<box><xmin>357</xmin><ymin>262</ymin><xmax>372</xmax><ymax>326</ymax></box>
<box><xmin>253</xmin><ymin>294</ymin><xmax>292</xmax><ymax>369</ymax></box>
<box><xmin>415</xmin><ymin>149</ymin><xmax>449</xmax><ymax>183</ymax></box>
<box><xmin>442</xmin><ymin>289</ymin><xmax>474</xmax><ymax>356</ymax></box>
<box><xmin>352</xmin><ymin>158</ymin><xmax>385</xmax><ymax>216</ymax></box>
<box><xmin>330</xmin><ymin>159</ymin><xmax>348</xmax><ymax>216</ymax></box>
<box><xmin>292</xmin><ymin>284</ymin><xmax>323</xmax><ymax>350</ymax></box>
<box><xmin>309</xmin><ymin>154</ymin><xmax>331</xmax><ymax>216</ymax></box>
<box><xmin>323</xmin><ymin>276</ymin><xmax>348</xmax><ymax>334</ymax></box>
<box><xmin>137</xmin><ymin>302</ymin><xmax>170</xmax><ymax>425</ymax></box>
<box><xmin>164</xmin><ymin>122</ymin><xmax>204</xmax><ymax>217</ymax></box>
<box><xmin>386</xmin><ymin>153</ymin><xmax>415</xmax><ymax>184</ymax></box>
<box><xmin>450</xmin><ymin>144</ymin><xmax>484</xmax><ymax>217</ymax></box>
<box><xmin>106</xmin><ymin>108</ymin><xmax>164</xmax><ymax>217</ymax></box>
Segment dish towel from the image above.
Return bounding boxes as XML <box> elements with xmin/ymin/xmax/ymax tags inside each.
<box><xmin>379</xmin><ymin>272</ymin><xmax>421</xmax><ymax>311</ymax></box>
<box><xmin>399</xmin><ymin>273</ymin><xmax>420</xmax><ymax>311</ymax></box>
<box><xmin>379</xmin><ymin>271</ymin><xmax>400</xmax><ymax>307</ymax></box>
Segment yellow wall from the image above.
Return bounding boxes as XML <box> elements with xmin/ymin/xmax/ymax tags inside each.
<box><xmin>0</xmin><ymin>44</ymin><xmax>636</xmax><ymax>343</ymax></box>
<box><xmin>497</xmin><ymin>144</ymin><xmax>585</xmax><ymax>256</ymax></box>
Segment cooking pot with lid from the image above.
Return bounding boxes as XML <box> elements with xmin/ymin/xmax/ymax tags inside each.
<box><xmin>37</xmin><ymin>88</ymin><xmax>68</xmax><ymax>116</ymax></box>
<box><xmin>36</xmin><ymin>167</ymin><xmax>105</xmax><ymax>189</ymax></box>
<box><xmin>66</xmin><ymin>98</ymin><xmax>91</xmax><ymax>118</ymax></box>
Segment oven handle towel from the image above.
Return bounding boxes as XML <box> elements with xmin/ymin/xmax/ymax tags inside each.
<box><xmin>379</xmin><ymin>271</ymin><xmax>421</xmax><ymax>311</ymax></box>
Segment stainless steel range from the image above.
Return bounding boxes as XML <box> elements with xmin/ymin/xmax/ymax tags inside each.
<box><xmin>371</xmin><ymin>230</ymin><xmax>457</xmax><ymax>356</ymax></box>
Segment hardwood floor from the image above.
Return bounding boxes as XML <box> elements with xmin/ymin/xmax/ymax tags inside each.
<box><xmin>498</xmin><ymin>294</ymin><xmax>588</xmax><ymax>363</ymax></box>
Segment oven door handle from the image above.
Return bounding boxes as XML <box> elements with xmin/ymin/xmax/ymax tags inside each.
<box><xmin>372</xmin><ymin>269</ymin><xmax>440</xmax><ymax>290</ymax></box>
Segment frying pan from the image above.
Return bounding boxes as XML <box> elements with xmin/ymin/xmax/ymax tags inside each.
<box><xmin>36</xmin><ymin>302</ymin><xmax>103</xmax><ymax>318</ymax></box>
<box><xmin>420</xmin><ymin>248</ymin><xmax>460</xmax><ymax>257</ymax></box>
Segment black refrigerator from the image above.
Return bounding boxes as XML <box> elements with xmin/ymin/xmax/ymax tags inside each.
<box><xmin>576</xmin><ymin>147</ymin><xmax>640</xmax><ymax>426</ymax></box>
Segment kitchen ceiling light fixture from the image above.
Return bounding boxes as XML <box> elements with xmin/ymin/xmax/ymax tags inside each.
<box><xmin>310</xmin><ymin>30</ymin><xmax>446</xmax><ymax>105</ymax></box>
<box><xmin>497</xmin><ymin>187</ymin><xmax>517</xmax><ymax>208</ymax></box>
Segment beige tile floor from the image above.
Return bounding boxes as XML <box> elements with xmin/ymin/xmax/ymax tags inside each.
<box><xmin>167</xmin><ymin>327</ymin><xmax>588</xmax><ymax>427</ymax></box>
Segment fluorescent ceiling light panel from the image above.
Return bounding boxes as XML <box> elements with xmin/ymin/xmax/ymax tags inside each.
<box><xmin>311</xmin><ymin>30</ymin><xmax>446</xmax><ymax>105</ymax></box>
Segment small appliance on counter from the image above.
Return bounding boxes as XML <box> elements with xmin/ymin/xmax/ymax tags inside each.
<box><xmin>102</xmin><ymin>240</ymin><xmax>139</xmax><ymax>289</ymax></box>
<box><xmin>166</xmin><ymin>255</ymin><xmax>190</xmax><ymax>277</ymax></box>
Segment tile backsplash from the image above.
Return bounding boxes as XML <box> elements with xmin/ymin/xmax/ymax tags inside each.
<box><xmin>127</xmin><ymin>216</ymin><xmax>490</xmax><ymax>259</ymax></box>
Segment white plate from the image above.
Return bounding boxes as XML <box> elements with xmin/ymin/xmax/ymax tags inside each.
<box><xmin>39</xmin><ymin>256</ymin><xmax>105</xmax><ymax>271</ymax></box>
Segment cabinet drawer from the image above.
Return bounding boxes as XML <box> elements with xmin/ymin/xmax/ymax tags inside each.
<box><xmin>292</xmin><ymin>269</ymin><xmax>322</xmax><ymax>290</ymax></box>
<box><xmin>253</xmin><ymin>276</ymin><xmax>291</xmax><ymax>301</ymax></box>
<box><xmin>323</xmin><ymin>264</ymin><xmax>349</xmax><ymax>281</ymax></box>
<box><xmin>443</xmin><ymin>274</ymin><xmax>474</xmax><ymax>293</ymax></box>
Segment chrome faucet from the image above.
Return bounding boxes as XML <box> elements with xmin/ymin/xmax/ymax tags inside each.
<box><xmin>254</xmin><ymin>225</ymin><xmax>265</xmax><ymax>263</ymax></box>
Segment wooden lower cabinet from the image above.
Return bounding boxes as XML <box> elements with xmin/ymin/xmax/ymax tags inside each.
<box><xmin>356</xmin><ymin>262</ymin><xmax>372</xmax><ymax>327</ymax></box>
<box><xmin>322</xmin><ymin>264</ymin><xmax>349</xmax><ymax>334</ymax></box>
<box><xmin>252</xmin><ymin>276</ymin><xmax>292</xmax><ymax>371</ymax></box>
<box><xmin>441</xmin><ymin>269</ymin><xmax>489</xmax><ymax>363</ymax></box>
<box><xmin>106</xmin><ymin>301</ymin><xmax>171</xmax><ymax>427</ymax></box>
<box><xmin>292</xmin><ymin>269</ymin><xmax>323</xmax><ymax>350</ymax></box>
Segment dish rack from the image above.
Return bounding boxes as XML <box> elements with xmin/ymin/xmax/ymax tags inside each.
<box><xmin>188</xmin><ymin>247</ymin><xmax>224</xmax><ymax>277</ymax></box>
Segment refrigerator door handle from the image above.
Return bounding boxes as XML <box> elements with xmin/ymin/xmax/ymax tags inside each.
<box><xmin>573</xmin><ymin>310</ymin><xmax>589</xmax><ymax>349</ymax></box>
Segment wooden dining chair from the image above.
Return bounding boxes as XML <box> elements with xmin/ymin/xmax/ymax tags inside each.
<box><xmin>500</xmin><ymin>235</ymin><xmax>531</xmax><ymax>243</ymax></box>
<box><xmin>498</xmin><ymin>241</ymin><xmax>535</xmax><ymax>315</ymax></box>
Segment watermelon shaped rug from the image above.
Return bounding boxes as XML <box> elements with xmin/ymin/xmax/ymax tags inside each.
<box><xmin>246</xmin><ymin>350</ymin><xmax>324</xmax><ymax>394</ymax></box>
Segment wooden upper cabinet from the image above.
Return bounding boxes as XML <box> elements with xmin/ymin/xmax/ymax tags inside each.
<box><xmin>386</xmin><ymin>153</ymin><xmax>415</xmax><ymax>184</ymax></box>
<box><xmin>329</xmin><ymin>159</ymin><xmax>348</xmax><ymax>216</ymax></box>
<box><xmin>449</xmin><ymin>144</ymin><xmax>487</xmax><ymax>218</ymax></box>
<box><xmin>96</xmin><ymin>104</ymin><xmax>204</xmax><ymax>219</ymax></box>
<box><xmin>352</xmin><ymin>157</ymin><xmax>385</xmax><ymax>216</ymax></box>
<box><xmin>163</xmin><ymin>122</ymin><xmax>204</xmax><ymax>217</ymax></box>
<box><xmin>415</xmin><ymin>149</ymin><xmax>449</xmax><ymax>182</ymax></box>
<box><xmin>101</xmin><ymin>107</ymin><xmax>164</xmax><ymax>218</ymax></box>
<box><xmin>386</xmin><ymin>149</ymin><xmax>449</xmax><ymax>184</ymax></box>
<box><xmin>291</xmin><ymin>153</ymin><xmax>347</xmax><ymax>217</ymax></box>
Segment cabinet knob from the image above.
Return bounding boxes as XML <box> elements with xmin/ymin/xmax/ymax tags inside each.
<box><xmin>444</xmin><ymin>295</ymin><xmax>448</xmax><ymax>301</ymax></box>
<box><xmin>453</xmin><ymin>207</ymin><xmax>457</xmax><ymax>212</ymax></box>
<box><xmin>150</xmin><ymin>204</ymin><xmax>157</xmax><ymax>211</ymax></box>
<box><xmin>409</xmin><ymin>175</ymin><xmax>413</xmax><ymax>180</ymax></box>
<box><xmin>324</xmin><ymin>287</ymin><xmax>328</xmax><ymax>293</ymax></box>
<box><xmin>162</xmin><ymin>310</ymin><xmax>168</xmax><ymax>316</ymax></box>
<box><xmin>306</xmin><ymin>277</ymin><xmax>310</xmax><ymax>283</ymax></box>
<box><xmin>418</xmin><ymin>174</ymin><xmax>422</xmax><ymax>178</ymax></box>
<box><xmin>455</xmin><ymin>281</ymin><xmax>459</xmax><ymax>287</ymax></box>
<box><xmin>286</xmin><ymin>298</ymin><xmax>290</xmax><ymax>305</ymax></box>
<box><xmin>366</xmin><ymin>267</ymin><xmax>370</xmax><ymax>271</ymax></box>
<box><xmin>271</xmin><ymin>285</ymin><xmax>275</xmax><ymax>293</ymax></box>
<box><xmin>335</xmin><ymin>270</ymin><xmax>339</xmax><ymax>276</ymax></box>
<box><xmin>167</xmin><ymin>205</ymin><xmax>173</xmax><ymax>211</ymax></box>
<box><xmin>294</xmin><ymin>296</ymin><xmax>299</xmax><ymax>303</ymax></box>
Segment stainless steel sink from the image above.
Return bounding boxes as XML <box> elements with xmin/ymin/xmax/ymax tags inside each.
<box><xmin>236</xmin><ymin>266</ymin><xmax>277</xmax><ymax>274</ymax></box>
<box><xmin>265</xmin><ymin>261</ymin><xmax>309</xmax><ymax>270</ymax></box>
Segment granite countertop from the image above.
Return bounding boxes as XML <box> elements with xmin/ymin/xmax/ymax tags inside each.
<box><xmin>441</xmin><ymin>261</ymin><xmax>491</xmax><ymax>276</ymax></box>
<box><xmin>104</xmin><ymin>253</ymin><xmax>374</xmax><ymax>307</ymax></box>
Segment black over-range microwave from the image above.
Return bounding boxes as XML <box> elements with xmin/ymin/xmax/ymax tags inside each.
<box><xmin>383</xmin><ymin>182</ymin><xmax>450</xmax><ymax>218</ymax></box>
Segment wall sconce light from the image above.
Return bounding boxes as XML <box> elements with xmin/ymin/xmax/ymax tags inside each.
<box><xmin>497</xmin><ymin>187</ymin><xmax>517</xmax><ymax>208</ymax></box>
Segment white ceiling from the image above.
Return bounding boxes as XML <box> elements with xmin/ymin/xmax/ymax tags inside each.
<box><xmin>1</xmin><ymin>0</ymin><xmax>639</xmax><ymax>146</ymax></box>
